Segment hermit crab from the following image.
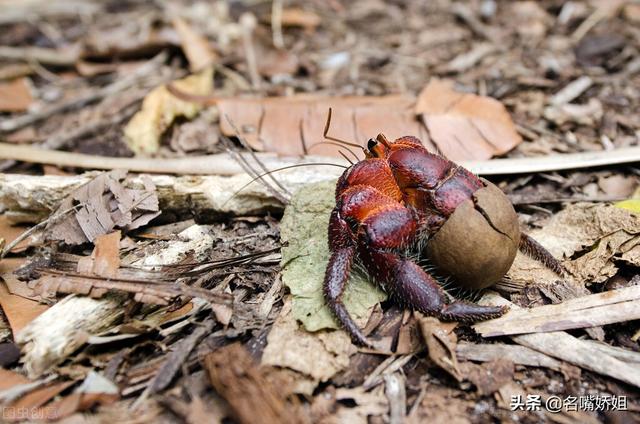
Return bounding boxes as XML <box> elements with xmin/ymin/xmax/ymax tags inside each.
<box><xmin>323</xmin><ymin>129</ymin><xmax>565</xmax><ymax>346</ymax></box>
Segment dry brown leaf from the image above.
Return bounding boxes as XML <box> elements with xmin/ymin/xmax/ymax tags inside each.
<box><xmin>0</xmin><ymin>259</ymin><xmax>48</xmax><ymax>333</ymax></box>
<box><xmin>0</xmin><ymin>78</ymin><xmax>33</xmax><ymax>112</ymax></box>
<box><xmin>44</xmin><ymin>170</ymin><xmax>160</xmax><ymax>245</ymax></box>
<box><xmin>0</xmin><ymin>368</ymin><xmax>30</xmax><ymax>391</ymax></box>
<box><xmin>459</xmin><ymin>358</ymin><xmax>514</xmax><ymax>395</ymax></box>
<box><xmin>261</xmin><ymin>299</ymin><xmax>354</xmax><ymax>394</ymax></box>
<box><xmin>172</xmin><ymin>17</ymin><xmax>217</xmax><ymax>72</ymax></box>
<box><xmin>508</xmin><ymin>203</ymin><xmax>640</xmax><ymax>287</ymax></box>
<box><xmin>415</xmin><ymin>78</ymin><xmax>522</xmax><ymax>160</ymax></box>
<box><xmin>407</xmin><ymin>386</ymin><xmax>473</xmax><ymax>424</ymax></box>
<box><xmin>124</xmin><ymin>68</ymin><xmax>213</xmax><ymax>155</ymax></box>
<box><xmin>218</xmin><ymin>95</ymin><xmax>434</xmax><ymax>155</ymax></box>
<box><xmin>415</xmin><ymin>313</ymin><xmax>461</xmax><ymax>381</ymax></box>
<box><xmin>91</xmin><ymin>231</ymin><xmax>120</xmax><ymax>278</ymax></box>
<box><xmin>0</xmin><ymin>283</ymin><xmax>48</xmax><ymax>334</ymax></box>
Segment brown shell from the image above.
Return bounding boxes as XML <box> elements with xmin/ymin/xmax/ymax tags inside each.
<box><xmin>425</xmin><ymin>179</ymin><xmax>520</xmax><ymax>290</ymax></box>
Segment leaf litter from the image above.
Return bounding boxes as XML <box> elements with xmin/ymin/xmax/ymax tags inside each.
<box><xmin>1</xmin><ymin>0</ymin><xmax>640</xmax><ymax>422</ymax></box>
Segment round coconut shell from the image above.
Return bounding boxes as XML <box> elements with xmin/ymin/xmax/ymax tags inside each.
<box><xmin>425</xmin><ymin>180</ymin><xmax>520</xmax><ymax>290</ymax></box>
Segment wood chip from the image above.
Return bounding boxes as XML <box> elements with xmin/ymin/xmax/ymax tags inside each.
<box><xmin>549</xmin><ymin>76</ymin><xmax>593</xmax><ymax>105</ymax></box>
<box><xmin>0</xmin><ymin>78</ymin><xmax>32</xmax><ymax>112</ymax></box>
<box><xmin>203</xmin><ymin>343</ymin><xmax>307</xmax><ymax>424</ymax></box>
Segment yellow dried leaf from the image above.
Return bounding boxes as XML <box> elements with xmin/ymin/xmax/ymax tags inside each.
<box><xmin>615</xmin><ymin>199</ymin><xmax>640</xmax><ymax>214</ymax></box>
<box><xmin>124</xmin><ymin>67</ymin><xmax>213</xmax><ymax>155</ymax></box>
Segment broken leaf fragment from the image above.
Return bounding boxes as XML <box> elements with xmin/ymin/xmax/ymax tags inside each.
<box><xmin>261</xmin><ymin>300</ymin><xmax>353</xmax><ymax>394</ymax></box>
<box><xmin>124</xmin><ymin>67</ymin><xmax>213</xmax><ymax>155</ymax></box>
<box><xmin>280</xmin><ymin>180</ymin><xmax>386</xmax><ymax>332</ymax></box>
<box><xmin>507</xmin><ymin>203</ymin><xmax>640</xmax><ymax>287</ymax></box>
<box><xmin>44</xmin><ymin>170</ymin><xmax>160</xmax><ymax>245</ymax></box>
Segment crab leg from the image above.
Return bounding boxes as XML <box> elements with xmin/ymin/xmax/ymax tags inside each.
<box><xmin>323</xmin><ymin>208</ymin><xmax>371</xmax><ymax>346</ymax></box>
<box><xmin>357</xmin><ymin>207</ymin><xmax>507</xmax><ymax>324</ymax></box>
<box><xmin>519</xmin><ymin>233</ymin><xmax>566</xmax><ymax>276</ymax></box>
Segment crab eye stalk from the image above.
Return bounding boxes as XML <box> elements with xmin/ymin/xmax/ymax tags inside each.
<box><xmin>367</xmin><ymin>138</ymin><xmax>377</xmax><ymax>151</ymax></box>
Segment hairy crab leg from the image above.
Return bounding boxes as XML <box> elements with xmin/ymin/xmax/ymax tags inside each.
<box><xmin>360</xmin><ymin>247</ymin><xmax>508</xmax><ymax>324</ymax></box>
<box><xmin>518</xmin><ymin>233</ymin><xmax>566</xmax><ymax>276</ymax></box>
<box><xmin>323</xmin><ymin>246</ymin><xmax>371</xmax><ymax>346</ymax></box>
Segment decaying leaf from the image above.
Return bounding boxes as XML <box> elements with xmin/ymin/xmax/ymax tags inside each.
<box><xmin>218</xmin><ymin>95</ymin><xmax>433</xmax><ymax>155</ymax></box>
<box><xmin>415</xmin><ymin>313</ymin><xmax>461</xmax><ymax>381</ymax></box>
<box><xmin>261</xmin><ymin>300</ymin><xmax>354</xmax><ymax>394</ymax></box>
<box><xmin>44</xmin><ymin>170</ymin><xmax>160</xmax><ymax>245</ymax></box>
<box><xmin>280</xmin><ymin>180</ymin><xmax>386</xmax><ymax>332</ymax></box>
<box><xmin>415</xmin><ymin>78</ymin><xmax>522</xmax><ymax>160</ymax></box>
<box><xmin>459</xmin><ymin>358</ymin><xmax>514</xmax><ymax>396</ymax></box>
<box><xmin>124</xmin><ymin>67</ymin><xmax>213</xmax><ymax>154</ymax></box>
<box><xmin>508</xmin><ymin>203</ymin><xmax>640</xmax><ymax>286</ymax></box>
<box><xmin>312</xmin><ymin>386</ymin><xmax>388</xmax><ymax>424</ymax></box>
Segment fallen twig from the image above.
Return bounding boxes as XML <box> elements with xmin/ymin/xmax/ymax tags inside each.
<box><xmin>0</xmin><ymin>51</ymin><xmax>168</xmax><ymax>133</ymax></box>
<box><xmin>478</xmin><ymin>291</ymin><xmax>640</xmax><ymax>388</ymax></box>
<box><xmin>0</xmin><ymin>169</ymin><xmax>338</xmax><ymax>223</ymax></box>
<box><xmin>473</xmin><ymin>285</ymin><xmax>640</xmax><ymax>337</ymax></box>
<box><xmin>456</xmin><ymin>342</ymin><xmax>563</xmax><ymax>371</ymax></box>
<box><xmin>2</xmin><ymin>142</ymin><xmax>640</xmax><ymax>176</ymax></box>
<box><xmin>203</xmin><ymin>343</ymin><xmax>307</xmax><ymax>424</ymax></box>
<box><xmin>0</xmin><ymin>45</ymin><xmax>80</xmax><ymax>67</ymax></box>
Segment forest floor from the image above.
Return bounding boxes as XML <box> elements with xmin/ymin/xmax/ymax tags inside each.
<box><xmin>0</xmin><ymin>0</ymin><xmax>639</xmax><ymax>423</ymax></box>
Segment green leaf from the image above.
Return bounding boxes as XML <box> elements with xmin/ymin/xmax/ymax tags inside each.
<box><xmin>280</xmin><ymin>180</ymin><xmax>386</xmax><ymax>332</ymax></box>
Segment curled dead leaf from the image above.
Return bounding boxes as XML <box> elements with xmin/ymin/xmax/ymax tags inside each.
<box><xmin>44</xmin><ymin>170</ymin><xmax>160</xmax><ymax>245</ymax></box>
<box><xmin>124</xmin><ymin>68</ymin><xmax>213</xmax><ymax>155</ymax></box>
<box><xmin>415</xmin><ymin>313</ymin><xmax>461</xmax><ymax>382</ymax></box>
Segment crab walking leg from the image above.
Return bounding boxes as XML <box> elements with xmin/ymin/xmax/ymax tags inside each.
<box><xmin>362</xmin><ymin>248</ymin><xmax>507</xmax><ymax>321</ymax></box>
<box><xmin>519</xmin><ymin>233</ymin><xmax>566</xmax><ymax>276</ymax></box>
<box><xmin>323</xmin><ymin>246</ymin><xmax>372</xmax><ymax>346</ymax></box>
<box><xmin>357</xmin><ymin>207</ymin><xmax>508</xmax><ymax>322</ymax></box>
<box><xmin>323</xmin><ymin>207</ymin><xmax>372</xmax><ymax>346</ymax></box>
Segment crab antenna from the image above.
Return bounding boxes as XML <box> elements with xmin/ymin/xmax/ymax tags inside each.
<box><xmin>222</xmin><ymin>162</ymin><xmax>348</xmax><ymax>208</ymax></box>
<box><xmin>337</xmin><ymin>149</ymin><xmax>355</xmax><ymax>165</ymax></box>
<box><xmin>307</xmin><ymin>140</ymin><xmax>360</xmax><ymax>162</ymax></box>
<box><xmin>323</xmin><ymin>108</ymin><xmax>367</xmax><ymax>151</ymax></box>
